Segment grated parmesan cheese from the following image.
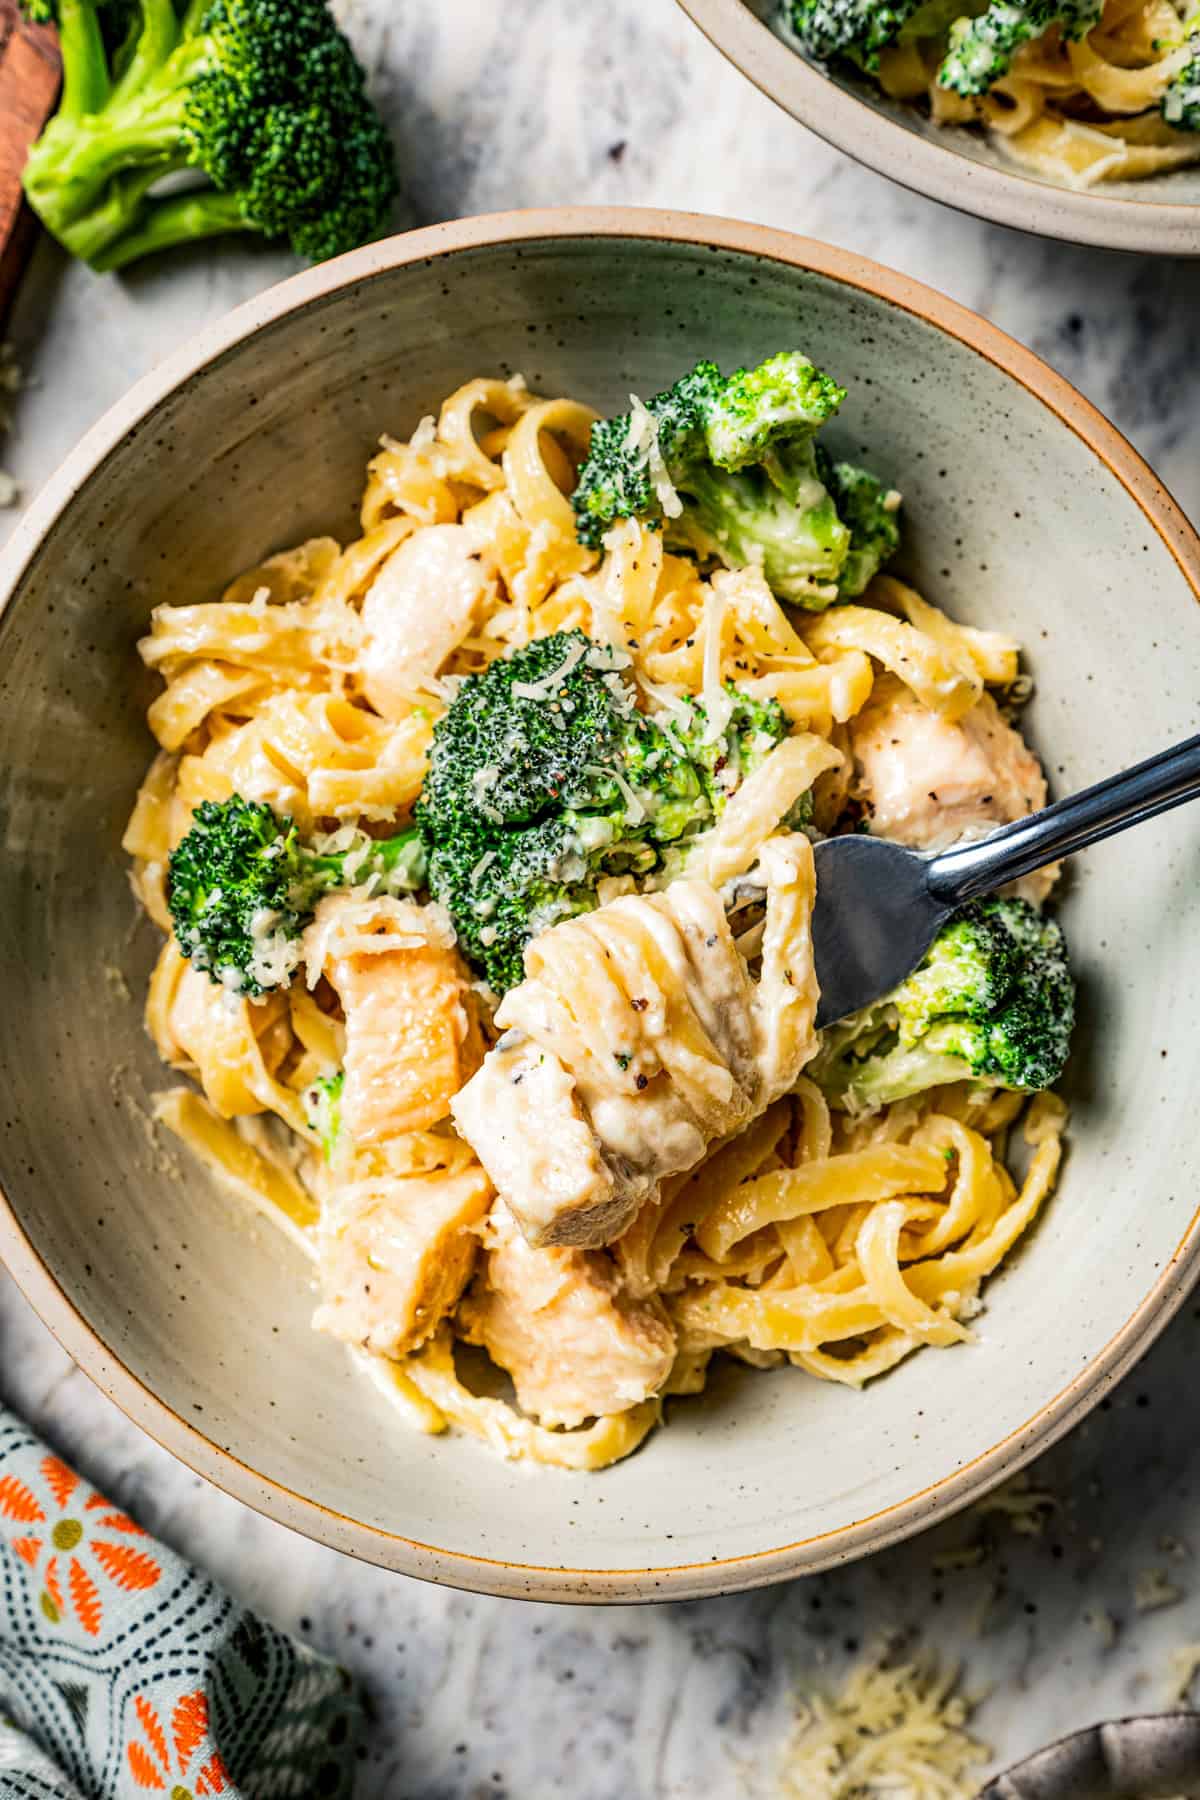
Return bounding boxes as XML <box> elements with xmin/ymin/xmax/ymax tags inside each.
<box><xmin>778</xmin><ymin>1653</ymin><xmax>988</xmax><ymax>1800</ymax></box>
<box><xmin>511</xmin><ymin>636</ymin><xmax>587</xmax><ymax>700</ymax></box>
<box><xmin>1083</xmin><ymin>1606</ymin><xmax>1120</xmax><ymax>1649</ymax></box>
<box><xmin>1135</xmin><ymin>1567</ymin><xmax>1183</xmax><ymax>1613</ymax></box>
<box><xmin>1166</xmin><ymin>1643</ymin><xmax>1200</xmax><ymax>1703</ymax></box>
<box><xmin>626</xmin><ymin>393</ymin><xmax>683</xmax><ymax>521</ymax></box>
<box><xmin>586</xmin><ymin>761</ymin><xmax>645</xmax><ymax>827</ymax></box>
<box><xmin>246</xmin><ymin>906</ymin><xmax>305</xmax><ymax>992</ymax></box>
<box><xmin>973</xmin><ymin>1473</ymin><xmax>1057</xmax><ymax>1537</ymax></box>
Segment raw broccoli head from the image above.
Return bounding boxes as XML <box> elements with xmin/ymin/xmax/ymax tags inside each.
<box><xmin>812</xmin><ymin>896</ymin><xmax>1075</xmax><ymax>1111</ymax></box>
<box><xmin>167</xmin><ymin>796</ymin><xmax>426</xmax><ymax>996</ymax></box>
<box><xmin>937</xmin><ymin>0</ymin><xmax>1102</xmax><ymax>94</ymax></box>
<box><xmin>416</xmin><ymin>630</ymin><xmax>790</xmax><ymax>993</ymax></box>
<box><xmin>571</xmin><ymin>353</ymin><xmax>902</xmax><ymax>608</ymax></box>
<box><xmin>20</xmin><ymin>0</ymin><xmax>397</xmax><ymax>271</ymax></box>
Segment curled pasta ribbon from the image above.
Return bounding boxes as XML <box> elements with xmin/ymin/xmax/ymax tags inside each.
<box><xmin>1066</xmin><ymin>33</ymin><xmax>1190</xmax><ymax>110</ymax></box>
<box><xmin>803</xmin><ymin>605</ymin><xmax>981</xmax><ymax>719</ymax></box>
<box><xmin>147</xmin><ymin>941</ymin><xmax>311</xmax><ymax>1134</ymax></box>
<box><xmin>363</xmin><ymin>1328</ymin><xmax>660</xmax><ymax>1470</ymax></box>
<box><xmin>453</xmin><ymin>835</ymin><xmax>821</xmax><ymax>1250</ymax></box>
<box><xmin>172</xmin><ymin>690</ymin><xmax>433</xmax><ymax>834</ymax></box>
<box><xmin>666</xmin><ymin>1091</ymin><xmax>1066</xmax><ymax>1388</ymax></box>
<box><xmin>868</xmin><ymin>574</ymin><xmax>1020</xmax><ymax>686</ymax></box>
<box><xmin>503</xmin><ymin>397</ymin><xmax>599</xmax><ymax>571</ymax></box>
<box><xmin>153</xmin><ymin>1087</ymin><xmax>319</xmax><ymax>1252</ymax></box>
<box><xmin>691</xmin><ymin>734</ymin><xmax>843</xmax><ymax>888</ymax></box>
<box><xmin>436</xmin><ymin>376</ymin><xmax>538</xmax><ymax>491</ymax></box>
<box><xmin>908</xmin><ymin>0</ymin><xmax>1200</xmax><ymax>186</ymax></box>
<box><xmin>615</xmin><ymin>1101</ymin><xmax>792</xmax><ymax>1299</ymax></box>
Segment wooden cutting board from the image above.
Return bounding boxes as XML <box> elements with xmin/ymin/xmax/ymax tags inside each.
<box><xmin>0</xmin><ymin>0</ymin><xmax>60</xmax><ymax>326</ymax></box>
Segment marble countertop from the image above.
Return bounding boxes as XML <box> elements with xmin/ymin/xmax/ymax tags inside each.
<box><xmin>3</xmin><ymin>2</ymin><xmax>1200</xmax><ymax>1793</ymax></box>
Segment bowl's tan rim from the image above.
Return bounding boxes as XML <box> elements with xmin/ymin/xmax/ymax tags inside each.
<box><xmin>674</xmin><ymin>0</ymin><xmax>1200</xmax><ymax>258</ymax></box>
<box><xmin>2</xmin><ymin>206</ymin><xmax>1199</xmax><ymax>1604</ymax></box>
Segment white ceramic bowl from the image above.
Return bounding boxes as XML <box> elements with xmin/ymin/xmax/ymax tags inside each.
<box><xmin>677</xmin><ymin>0</ymin><xmax>1200</xmax><ymax>255</ymax></box>
<box><xmin>1</xmin><ymin>209</ymin><xmax>1199</xmax><ymax>1602</ymax></box>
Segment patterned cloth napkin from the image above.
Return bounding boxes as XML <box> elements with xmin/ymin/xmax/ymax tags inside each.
<box><xmin>0</xmin><ymin>1406</ymin><xmax>363</xmax><ymax>1799</ymax></box>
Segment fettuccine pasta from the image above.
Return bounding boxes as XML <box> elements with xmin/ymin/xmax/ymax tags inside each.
<box><xmin>877</xmin><ymin>0</ymin><xmax>1200</xmax><ymax>186</ymax></box>
<box><xmin>126</xmin><ymin>372</ymin><xmax>1069</xmax><ymax>1471</ymax></box>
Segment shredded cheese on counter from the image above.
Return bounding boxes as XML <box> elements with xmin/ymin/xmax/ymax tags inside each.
<box><xmin>778</xmin><ymin>1653</ymin><xmax>988</xmax><ymax>1799</ymax></box>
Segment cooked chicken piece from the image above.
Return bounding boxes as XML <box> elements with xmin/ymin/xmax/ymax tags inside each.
<box><xmin>450</xmin><ymin>1030</ymin><xmax>636</xmax><ymax>1250</ymax></box>
<box><xmin>309</xmin><ymin>894</ymin><xmax>484</xmax><ymax>1144</ymax></box>
<box><xmin>359</xmin><ymin>524</ymin><xmax>492</xmax><ymax>719</ymax></box>
<box><xmin>451</xmin><ymin>835</ymin><xmax>819</xmax><ymax>1251</ymax></box>
<box><xmin>848</xmin><ymin>674</ymin><xmax>1053</xmax><ymax>901</ymax></box>
<box><xmin>313</xmin><ymin>1163</ymin><xmax>492</xmax><ymax>1357</ymax></box>
<box><xmin>459</xmin><ymin>1208</ymin><xmax>676</xmax><ymax>1428</ymax></box>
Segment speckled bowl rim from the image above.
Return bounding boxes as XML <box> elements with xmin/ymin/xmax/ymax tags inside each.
<box><xmin>675</xmin><ymin>0</ymin><xmax>1200</xmax><ymax>257</ymax></box>
<box><xmin>2</xmin><ymin>208</ymin><xmax>1200</xmax><ymax>1603</ymax></box>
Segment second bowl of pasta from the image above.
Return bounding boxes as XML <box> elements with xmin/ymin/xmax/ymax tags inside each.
<box><xmin>676</xmin><ymin>0</ymin><xmax>1200</xmax><ymax>254</ymax></box>
<box><xmin>1</xmin><ymin>209</ymin><xmax>1198</xmax><ymax>1600</ymax></box>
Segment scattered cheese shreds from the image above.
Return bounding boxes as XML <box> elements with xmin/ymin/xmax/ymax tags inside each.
<box><xmin>1135</xmin><ymin>1567</ymin><xmax>1183</xmax><ymax>1613</ymax></box>
<box><xmin>778</xmin><ymin>1654</ymin><xmax>989</xmax><ymax>1800</ymax></box>
<box><xmin>1083</xmin><ymin>1605</ymin><xmax>1120</xmax><ymax>1649</ymax></box>
<box><xmin>1166</xmin><ymin>1643</ymin><xmax>1200</xmax><ymax>1704</ymax></box>
<box><xmin>930</xmin><ymin>1545</ymin><xmax>986</xmax><ymax>1575</ymax></box>
<box><xmin>626</xmin><ymin>393</ymin><xmax>683</xmax><ymax>521</ymax></box>
<box><xmin>973</xmin><ymin>1472</ymin><xmax>1058</xmax><ymax>1537</ymax></box>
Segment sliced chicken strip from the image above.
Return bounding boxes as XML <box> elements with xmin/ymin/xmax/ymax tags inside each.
<box><xmin>359</xmin><ymin>524</ymin><xmax>493</xmax><ymax>720</ymax></box>
<box><xmin>309</xmin><ymin>893</ymin><xmax>484</xmax><ymax>1144</ymax></box>
<box><xmin>848</xmin><ymin>674</ymin><xmax>1054</xmax><ymax>902</ymax></box>
<box><xmin>459</xmin><ymin>1208</ymin><xmax>675</xmax><ymax>1429</ymax></box>
<box><xmin>314</xmin><ymin>1162</ymin><xmax>492</xmax><ymax>1358</ymax></box>
<box><xmin>449</xmin><ymin>1029</ymin><xmax>636</xmax><ymax>1250</ymax></box>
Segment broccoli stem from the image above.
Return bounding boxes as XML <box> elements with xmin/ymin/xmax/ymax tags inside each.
<box><xmin>305</xmin><ymin>825</ymin><xmax>425</xmax><ymax>892</ymax></box>
<box><xmin>53</xmin><ymin>160</ymin><xmax>181</xmax><ymax>264</ymax></box>
<box><xmin>88</xmin><ymin>186</ymin><xmax>251</xmax><ymax>270</ymax></box>
<box><xmin>55</xmin><ymin>0</ymin><xmax>113</xmax><ymax>123</ymax></box>
<box><xmin>109</xmin><ymin>0</ymin><xmax>181</xmax><ymax>108</ymax></box>
<box><xmin>24</xmin><ymin>106</ymin><xmax>197</xmax><ymax>245</ymax></box>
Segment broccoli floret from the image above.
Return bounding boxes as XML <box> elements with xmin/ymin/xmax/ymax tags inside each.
<box><xmin>817</xmin><ymin>454</ymin><xmax>903</xmax><ymax>597</ymax></box>
<box><xmin>786</xmin><ymin>0</ymin><xmax>991</xmax><ymax>71</ymax></box>
<box><xmin>167</xmin><ymin>796</ymin><xmax>426</xmax><ymax>997</ymax></box>
<box><xmin>787</xmin><ymin>0</ymin><xmax>928</xmax><ymax>66</ymax></box>
<box><xmin>812</xmin><ymin>897</ymin><xmax>1075</xmax><ymax>1111</ymax></box>
<box><xmin>1162</xmin><ymin>15</ymin><xmax>1200</xmax><ymax>129</ymax></box>
<box><xmin>572</xmin><ymin>352</ymin><xmax>903</xmax><ymax>610</ymax></box>
<box><xmin>304</xmin><ymin>1068</ymin><xmax>344</xmax><ymax>1162</ymax></box>
<box><xmin>672</xmin><ymin>686</ymin><xmax>793</xmax><ymax>805</ymax></box>
<box><xmin>416</xmin><ymin>630</ymin><xmax>790</xmax><ymax>994</ymax></box>
<box><xmin>937</xmin><ymin>0</ymin><xmax>1102</xmax><ymax>94</ymax></box>
<box><xmin>896</xmin><ymin>0</ymin><xmax>987</xmax><ymax>40</ymax></box>
<box><xmin>1163</xmin><ymin>54</ymin><xmax>1200</xmax><ymax>128</ymax></box>
<box><xmin>19</xmin><ymin>0</ymin><xmax>397</xmax><ymax>271</ymax></box>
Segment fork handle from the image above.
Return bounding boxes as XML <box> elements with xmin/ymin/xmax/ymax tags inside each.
<box><xmin>925</xmin><ymin>732</ymin><xmax>1200</xmax><ymax>907</ymax></box>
